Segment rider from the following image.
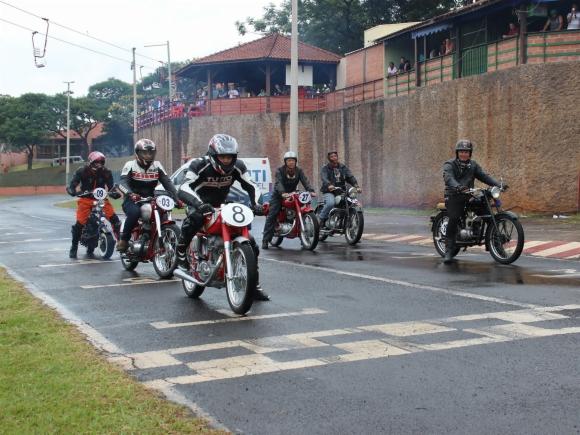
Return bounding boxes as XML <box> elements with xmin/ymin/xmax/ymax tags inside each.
<box><xmin>261</xmin><ymin>151</ymin><xmax>316</xmax><ymax>249</ymax></box>
<box><xmin>117</xmin><ymin>139</ymin><xmax>179</xmax><ymax>252</ymax></box>
<box><xmin>175</xmin><ymin>134</ymin><xmax>270</xmax><ymax>301</ymax></box>
<box><xmin>442</xmin><ymin>139</ymin><xmax>507</xmax><ymax>264</ymax></box>
<box><xmin>66</xmin><ymin>151</ymin><xmax>121</xmax><ymax>259</ymax></box>
<box><xmin>319</xmin><ymin>150</ymin><xmax>362</xmax><ymax>229</ymax></box>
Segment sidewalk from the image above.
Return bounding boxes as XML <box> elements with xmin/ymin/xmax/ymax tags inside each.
<box><xmin>361</xmin><ymin>210</ymin><xmax>580</xmax><ymax>260</ymax></box>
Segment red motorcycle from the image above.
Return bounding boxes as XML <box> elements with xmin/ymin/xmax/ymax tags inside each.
<box><xmin>264</xmin><ymin>191</ymin><xmax>320</xmax><ymax>251</ymax></box>
<box><xmin>120</xmin><ymin>192</ymin><xmax>181</xmax><ymax>278</ymax></box>
<box><xmin>173</xmin><ymin>203</ymin><xmax>258</xmax><ymax>315</ymax></box>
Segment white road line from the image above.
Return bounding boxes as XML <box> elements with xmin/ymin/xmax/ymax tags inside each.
<box><xmin>39</xmin><ymin>259</ymin><xmax>116</xmax><ymax>268</ymax></box>
<box><xmin>80</xmin><ymin>277</ymin><xmax>179</xmax><ymax>289</ymax></box>
<box><xmin>136</xmin><ymin>304</ymin><xmax>580</xmax><ymax>386</ymax></box>
<box><xmin>0</xmin><ymin>237</ymin><xmax>68</xmax><ymax>245</ymax></box>
<box><xmin>262</xmin><ymin>257</ymin><xmax>540</xmax><ymax>309</ymax></box>
<box><xmin>16</xmin><ymin>248</ymin><xmax>68</xmax><ymax>254</ymax></box>
<box><xmin>150</xmin><ymin>308</ymin><xmax>327</xmax><ymax>329</ymax></box>
<box><xmin>4</xmin><ymin>231</ymin><xmax>51</xmax><ymax>236</ymax></box>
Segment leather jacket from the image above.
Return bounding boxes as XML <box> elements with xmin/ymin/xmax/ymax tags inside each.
<box><xmin>320</xmin><ymin>163</ymin><xmax>359</xmax><ymax>194</ymax></box>
<box><xmin>273</xmin><ymin>166</ymin><xmax>314</xmax><ymax>197</ymax></box>
<box><xmin>443</xmin><ymin>158</ymin><xmax>500</xmax><ymax>196</ymax></box>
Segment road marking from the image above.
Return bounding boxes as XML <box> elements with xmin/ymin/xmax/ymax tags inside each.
<box><xmin>0</xmin><ymin>237</ymin><xmax>69</xmax><ymax>245</ymax></box>
<box><xmin>134</xmin><ymin>304</ymin><xmax>580</xmax><ymax>386</ymax></box>
<box><xmin>39</xmin><ymin>259</ymin><xmax>116</xmax><ymax>268</ymax></box>
<box><xmin>150</xmin><ymin>308</ymin><xmax>327</xmax><ymax>329</ymax></box>
<box><xmin>16</xmin><ymin>248</ymin><xmax>68</xmax><ymax>254</ymax></box>
<box><xmin>4</xmin><ymin>231</ymin><xmax>51</xmax><ymax>236</ymax></box>
<box><xmin>533</xmin><ymin>242</ymin><xmax>580</xmax><ymax>258</ymax></box>
<box><xmin>262</xmin><ymin>257</ymin><xmax>539</xmax><ymax>309</ymax></box>
<box><xmin>80</xmin><ymin>277</ymin><xmax>179</xmax><ymax>289</ymax></box>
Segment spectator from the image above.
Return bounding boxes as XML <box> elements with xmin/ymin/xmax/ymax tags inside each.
<box><xmin>502</xmin><ymin>22</ymin><xmax>519</xmax><ymax>38</ymax></box>
<box><xmin>404</xmin><ymin>58</ymin><xmax>412</xmax><ymax>71</ymax></box>
<box><xmin>258</xmin><ymin>89</ymin><xmax>267</xmax><ymax>97</ymax></box>
<box><xmin>567</xmin><ymin>4</ymin><xmax>580</xmax><ymax>30</ymax></box>
<box><xmin>543</xmin><ymin>9</ymin><xmax>564</xmax><ymax>32</ymax></box>
<box><xmin>440</xmin><ymin>40</ymin><xmax>447</xmax><ymax>56</ymax></box>
<box><xmin>323</xmin><ymin>84</ymin><xmax>331</xmax><ymax>94</ymax></box>
<box><xmin>273</xmin><ymin>84</ymin><xmax>283</xmax><ymax>96</ymax></box>
<box><xmin>227</xmin><ymin>83</ymin><xmax>239</xmax><ymax>99</ymax></box>
<box><xmin>398</xmin><ymin>57</ymin><xmax>407</xmax><ymax>71</ymax></box>
<box><xmin>444</xmin><ymin>38</ymin><xmax>455</xmax><ymax>55</ymax></box>
<box><xmin>387</xmin><ymin>62</ymin><xmax>398</xmax><ymax>76</ymax></box>
<box><xmin>429</xmin><ymin>48</ymin><xmax>438</xmax><ymax>59</ymax></box>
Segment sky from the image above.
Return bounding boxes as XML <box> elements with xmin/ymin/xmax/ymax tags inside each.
<box><xmin>0</xmin><ymin>0</ymin><xmax>281</xmax><ymax>97</ymax></box>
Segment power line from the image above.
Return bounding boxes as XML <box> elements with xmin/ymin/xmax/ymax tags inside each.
<box><xmin>0</xmin><ymin>0</ymin><xmax>164</xmax><ymax>65</ymax></box>
<box><xmin>0</xmin><ymin>17</ymin><xmax>158</xmax><ymax>70</ymax></box>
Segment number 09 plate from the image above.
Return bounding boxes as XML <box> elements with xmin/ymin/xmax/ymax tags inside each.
<box><xmin>221</xmin><ymin>203</ymin><xmax>254</xmax><ymax>227</ymax></box>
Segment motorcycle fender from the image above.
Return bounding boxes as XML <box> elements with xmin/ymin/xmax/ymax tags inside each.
<box><xmin>484</xmin><ymin>211</ymin><xmax>519</xmax><ymax>252</ymax></box>
<box><xmin>430</xmin><ymin>211</ymin><xmax>446</xmax><ymax>233</ymax></box>
<box><xmin>161</xmin><ymin>219</ymin><xmax>175</xmax><ymax>225</ymax></box>
<box><xmin>232</xmin><ymin>235</ymin><xmax>251</xmax><ymax>246</ymax></box>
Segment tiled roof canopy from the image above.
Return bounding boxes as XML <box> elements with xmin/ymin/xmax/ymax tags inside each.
<box><xmin>188</xmin><ymin>33</ymin><xmax>341</xmax><ymax>66</ymax></box>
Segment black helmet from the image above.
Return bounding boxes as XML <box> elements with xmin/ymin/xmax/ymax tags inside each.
<box><xmin>134</xmin><ymin>139</ymin><xmax>157</xmax><ymax>168</ymax></box>
<box><xmin>283</xmin><ymin>151</ymin><xmax>297</xmax><ymax>164</ymax></box>
<box><xmin>455</xmin><ymin>139</ymin><xmax>473</xmax><ymax>154</ymax></box>
<box><xmin>208</xmin><ymin>134</ymin><xmax>238</xmax><ymax>175</ymax></box>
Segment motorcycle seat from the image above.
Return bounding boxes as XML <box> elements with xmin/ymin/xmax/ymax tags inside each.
<box><xmin>437</xmin><ymin>202</ymin><xmax>446</xmax><ymax>210</ymax></box>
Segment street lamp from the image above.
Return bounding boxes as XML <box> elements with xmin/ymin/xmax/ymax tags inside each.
<box><xmin>289</xmin><ymin>0</ymin><xmax>298</xmax><ymax>153</ymax></box>
<box><xmin>63</xmin><ymin>80</ymin><xmax>74</xmax><ymax>185</ymax></box>
<box><xmin>144</xmin><ymin>41</ymin><xmax>173</xmax><ymax>101</ymax></box>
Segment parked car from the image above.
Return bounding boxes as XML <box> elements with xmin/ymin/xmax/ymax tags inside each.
<box><xmin>51</xmin><ymin>156</ymin><xmax>84</xmax><ymax>167</ymax></box>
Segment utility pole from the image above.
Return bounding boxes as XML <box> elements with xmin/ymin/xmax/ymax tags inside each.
<box><xmin>132</xmin><ymin>48</ymin><xmax>137</xmax><ymax>134</ymax></box>
<box><xmin>145</xmin><ymin>41</ymin><xmax>173</xmax><ymax>101</ymax></box>
<box><xmin>289</xmin><ymin>0</ymin><xmax>298</xmax><ymax>153</ymax></box>
<box><xmin>63</xmin><ymin>81</ymin><xmax>74</xmax><ymax>185</ymax></box>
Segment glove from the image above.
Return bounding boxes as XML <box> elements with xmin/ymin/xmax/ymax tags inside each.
<box><xmin>456</xmin><ymin>185</ymin><xmax>469</xmax><ymax>194</ymax></box>
<box><xmin>129</xmin><ymin>193</ymin><xmax>141</xmax><ymax>202</ymax></box>
<box><xmin>502</xmin><ymin>184</ymin><xmax>509</xmax><ymax>192</ymax></box>
<box><xmin>198</xmin><ymin>203</ymin><xmax>215</xmax><ymax>215</ymax></box>
<box><xmin>310</xmin><ymin>191</ymin><xmax>317</xmax><ymax>197</ymax></box>
<box><xmin>109</xmin><ymin>191</ymin><xmax>121</xmax><ymax>200</ymax></box>
<box><xmin>253</xmin><ymin>204</ymin><xmax>264</xmax><ymax>216</ymax></box>
<box><xmin>282</xmin><ymin>193</ymin><xmax>291</xmax><ymax>199</ymax></box>
<box><xmin>66</xmin><ymin>186</ymin><xmax>75</xmax><ymax>197</ymax></box>
<box><xmin>356</xmin><ymin>187</ymin><xmax>362</xmax><ymax>193</ymax></box>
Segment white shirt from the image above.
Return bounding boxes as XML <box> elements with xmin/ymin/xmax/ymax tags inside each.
<box><xmin>387</xmin><ymin>66</ymin><xmax>398</xmax><ymax>76</ymax></box>
<box><xmin>567</xmin><ymin>11</ymin><xmax>580</xmax><ymax>29</ymax></box>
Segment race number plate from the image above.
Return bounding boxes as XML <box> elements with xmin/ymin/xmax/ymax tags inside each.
<box><xmin>298</xmin><ymin>191</ymin><xmax>312</xmax><ymax>204</ymax></box>
<box><xmin>93</xmin><ymin>187</ymin><xmax>107</xmax><ymax>200</ymax></box>
<box><xmin>221</xmin><ymin>203</ymin><xmax>254</xmax><ymax>227</ymax></box>
<box><xmin>156</xmin><ymin>195</ymin><xmax>175</xmax><ymax>211</ymax></box>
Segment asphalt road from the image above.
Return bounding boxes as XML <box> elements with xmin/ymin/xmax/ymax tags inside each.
<box><xmin>1</xmin><ymin>195</ymin><xmax>579</xmax><ymax>434</ymax></box>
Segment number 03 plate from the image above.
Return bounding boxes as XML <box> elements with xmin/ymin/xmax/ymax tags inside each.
<box><xmin>222</xmin><ymin>203</ymin><xmax>254</xmax><ymax>227</ymax></box>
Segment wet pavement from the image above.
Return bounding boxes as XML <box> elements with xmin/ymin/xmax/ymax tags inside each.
<box><xmin>0</xmin><ymin>195</ymin><xmax>579</xmax><ymax>434</ymax></box>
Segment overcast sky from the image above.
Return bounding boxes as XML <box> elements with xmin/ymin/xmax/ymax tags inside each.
<box><xmin>0</xmin><ymin>0</ymin><xmax>280</xmax><ymax>97</ymax></box>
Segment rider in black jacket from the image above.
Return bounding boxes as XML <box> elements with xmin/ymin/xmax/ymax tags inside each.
<box><xmin>261</xmin><ymin>151</ymin><xmax>316</xmax><ymax>249</ymax></box>
<box><xmin>176</xmin><ymin>134</ymin><xmax>270</xmax><ymax>301</ymax></box>
<box><xmin>117</xmin><ymin>139</ymin><xmax>178</xmax><ymax>252</ymax></box>
<box><xmin>442</xmin><ymin>139</ymin><xmax>507</xmax><ymax>264</ymax></box>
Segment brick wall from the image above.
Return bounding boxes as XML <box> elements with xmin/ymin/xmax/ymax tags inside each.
<box><xmin>527</xmin><ymin>31</ymin><xmax>580</xmax><ymax>65</ymax></box>
<box><xmin>344</xmin><ymin>44</ymin><xmax>384</xmax><ymax>88</ymax></box>
<box><xmin>141</xmin><ymin>61</ymin><xmax>580</xmax><ymax>212</ymax></box>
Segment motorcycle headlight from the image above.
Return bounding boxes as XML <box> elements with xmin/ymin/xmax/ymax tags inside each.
<box><xmin>490</xmin><ymin>186</ymin><xmax>501</xmax><ymax>199</ymax></box>
<box><xmin>348</xmin><ymin>188</ymin><xmax>357</xmax><ymax>199</ymax></box>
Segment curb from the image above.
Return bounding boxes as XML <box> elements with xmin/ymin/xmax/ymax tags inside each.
<box><xmin>363</xmin><ymin>233</ymin><xmax>580</xmax><ymax>260</ymax></box>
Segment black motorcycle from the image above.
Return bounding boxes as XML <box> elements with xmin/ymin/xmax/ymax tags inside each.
<box><xmin>77</xmin><ymin>187</ymin><xmax>119</xmax><ymax>260</ymax></box>
<box><xmin>315</xmin><ymin>187</ymin><xmax>364</xmax><ymax>245</ymax></box>
<box><xmin>430</xmin><ymin>186</ymin><xmax>524</xmax><ymax>264</ymax></box>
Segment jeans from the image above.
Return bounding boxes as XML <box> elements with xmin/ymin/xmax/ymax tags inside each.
<box><xmin>121</xmin><ymin>198</ymin><xmax>141</xmax><ymax>241</ymax></box>
<box><xmin>262</xmin><ymin>194</ymin><xmax>282</xmax><ymax>242</ymax></box>
<box><xmin>319</xmin><ymin>193</ymin><xmax>336</xmax><ymax>220</ymax></box>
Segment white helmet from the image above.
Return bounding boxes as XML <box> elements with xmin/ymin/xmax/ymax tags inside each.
<box><xmin>283</xmin><ymin>151</ymin><xmax>297</xmax><ymax>164</ymax></box>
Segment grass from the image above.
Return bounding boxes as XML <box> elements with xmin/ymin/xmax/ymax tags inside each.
<box><xmin>0</xmin><ymin>268</ymin><xmax>221</xmax><ymax>434</ymax></box>
<box><xmin>8</xmin><ymin>162</ymin><xmax>52</xmax><ymax>172</ymax></box>
<box><xmin>55</xmin><ymin>198</ymin><xmax>187</xmax><ymax>218</ymax></box>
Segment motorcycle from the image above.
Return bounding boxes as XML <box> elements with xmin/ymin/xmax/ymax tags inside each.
<box><xmin>315</xmin><ymin>187</ymin><xmax>364</xmax><ymax>245</ymax></box>
<box><xmin>430</xmin><ymin>185</ymin><xmax>524</xmax><ymax>264</ymax></box>
<box><xmin>119</xmin><ymin>191</ymin><xmax>181</xmax><ymax>278</ymax></box>
<box><xmin>173</xmin><ymin>203</ymin><xmax>258</xmax><ymax>315</ymax></box>
<box><xmin>264</xmin><ymin>191</ymin><xmax>320</xmax><ymax>251</ymax></box>
<box><xmin>76</xmin><ymin>187</ymin><xmax>118</xmax><ymax>260</ymax></box>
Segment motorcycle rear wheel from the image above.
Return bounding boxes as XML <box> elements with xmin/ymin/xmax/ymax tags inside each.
<box><xmin>226</xmin><ymin>243</ymin><xmax>257</xmax><ymax>315</ymax></box>
<box><xmin>120</xmin><ymin>254</ymin><xmax>138</xmax><ymax>271</ymax></box>
<box><xmin>182</xmin><ymin>280</ymin><xmax>205</xmax><ymax>298</ymax></box>
<box><xmin>487</xmin><ymin>215</ymin><xmax>524</xmax><ymax>264</ymax></box>
<box><xmin>97</xmin><ymin>231</ymin><xmax>115</xmax><ymax>260</ymax></box>
<box><xmin>300</xmin><ymin>211</ymin><xmax>320</xmax><ymax>251</ymax></box>
<box><xmin>153</xmin><ymin>223</ymin><xmax>180</xmax><ymax>279</ymax></box>
<box><xmin>432</xmin><ymin>214</ymin><xmax>460</xmax><ymax>258</ymax></box>
<box><xmin>345</xmin><ymin>210</ymin><xmax>364</xmax><ymax>245</ymax></box>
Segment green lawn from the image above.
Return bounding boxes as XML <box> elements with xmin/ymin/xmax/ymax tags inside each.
<box><xmin>8</xmin><ymin>162</ymin><xmax>52</xmax><ymax>172</ymax></box>
<box><xmin>55</xmin><ymin>198</ymin><xmax>187</xmax><ymax>218</ymax></box>
<box><xmin>0</xmin><ymin>268</ymin><xmax>220</xmax><ymax>434</ymax></box>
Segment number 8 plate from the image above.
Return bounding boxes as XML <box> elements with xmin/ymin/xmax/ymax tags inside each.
<box><xmin>221</xmin><ymin>203</ymin><xmax>254</xmax><ymax>227</ymax></box>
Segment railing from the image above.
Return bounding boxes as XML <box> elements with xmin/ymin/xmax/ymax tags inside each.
<box><xmin>487</xmin><ymin>36</ymin><xmax>520</xmax><ymax>71</ymax></box>
<box><xmin>325</xmin><ymin>78</ymin><xmax>384</xmax><ymax>111</ymax></box>
<box><xmin>386</xmin><ymin>70</ymin><xmax>416</xmax><ymax>97</ymax></box>
<box><xmin>421</xmin><ymin>54</ymin><xmax>454</xmax><ymax>87</ymax></box>
<box><xmin>462</xmin><ymin>42</ymin><xmax>488</xmax><ymax>77</ymax></box>
<box><xmin>527</xmin><ymin>29</ymin><xmax>580</xmax><ymax>64</ymax></box>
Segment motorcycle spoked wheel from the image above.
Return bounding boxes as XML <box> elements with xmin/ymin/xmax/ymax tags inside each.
<box><xmin>486</xmin><ymin>215</ymin><xmax>524</xmax><ymax>264</ymax></box>
<box><xmin>432</xmin><ymin>214</ymin><xmax>460</xmax><ymax>258</ymax></box>
<box><xmin>120</xmin><ymin>253</ymin><xmax>139</xmax><ymax>271</ymax></box>
<box><xmin>345</xmin><ymin>209</ymin><xmax>364</xmax><ymax>245</ymax></box>
<box><xmin>182</xmin><ymin>246</ymin><xmax>205</xmax><ymax>298</ymax></box>
<box><xmin>299</xmin><ymin>211</ymin><xmax>320</xmax><ymax>251</ymax></box>
<box><xmin>226</xmin><ymin>243</ymin><xmax>257</xmax><ymax>315</ymax></box>
<box><xmin>153</xmin><ymin>223</ymin><xmax>180</xmax><ymax>279</ymax></box>
<box><xmin>96</xmin><ymin>230</ymin><xmax>115</xmax><ymax>260</ymax></box>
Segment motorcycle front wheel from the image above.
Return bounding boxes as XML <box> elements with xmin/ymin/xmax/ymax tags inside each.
<box><xmin>345</xmin><ymin>209</ymin><xmax>364</xmax><ymax>245</ymax></box>
<box><xmin>432</xmin><ymin>214</ymin><xmax>460</xmax><ymax>258</ymax></box>
<box><xmin>226</xmin><ymin>243</ymin><xmax>257</xmax><ymax>315</ymax></box>
<box><xmin>300</xmin><ymin>211</ymin><xmax>320</xmax><ymax>251</ymax></box>
<box><xmin>153</xmin><ymin>223</ymin><xmax>180</xmax><ymax>279</ymax></box>
<box><xmin>120</xmin><ymin>254</ymin><xmax>138</xmax><ymax>271</ymax></box>
<box><xmin>97</xmin><ymin>231</ymin><xmax>115</xmax><ymax>260</ymax></box>
<box><xmin>486</xmin><ymin>215</ymin><xmax>524</xmax><ymax>264</ymax></box>
<box><xmin>182</xmin><ymin>280</ymin><xmax>205</xmax><ymax>299</ymax></box>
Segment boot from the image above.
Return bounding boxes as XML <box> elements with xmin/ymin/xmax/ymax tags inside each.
<box><xmin>69</xmin><ymin>223</ymin><xmax>82</xmax><ymax>259</ymax></box>
<box><xmin>86</xmin><ymin>247</ymin><xmax>95</xmax><ymax>259</ymax></box>
<box><xmin>443</xmin><ymin>241</ymin><xmax>455</xmax><ymax>264</ymax></box>
<box><xmin>116</xmin><ymin>239</ymin><xmax>128</xmax><ymax>252</ymax></box>
<box><xmin>320</xmin><ymin>218</ymin><xmax>327</xmax><ymax>230</ymax></box>
<box><xmin>254</xmin><ymin>283</ymin><xmax>270</xmax><ymax>301</ymax></box>
<box><xmin>261</xmin><ymin>238</ymin><xmax>269</xmax><ymax>250</ymax></box>
<box><xmin>176</xmin><ymin>243</ymin><xmax>189</xmax><ymax>271</ymax></box>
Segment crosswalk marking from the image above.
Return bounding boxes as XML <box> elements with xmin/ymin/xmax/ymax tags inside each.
<box><xmin>81</xmin><ymin>277</ymin><xmax>179</xmax><ymax>289</ymax></box>
<box><xmin>39</xmin><ymin>259</ymin><xmax>113</xmax><ymax>268</ymax></box>
<box><xmin>119</xmin><ymin>304</ymin><xmax>580</xmax><ymax>387</ymax></box>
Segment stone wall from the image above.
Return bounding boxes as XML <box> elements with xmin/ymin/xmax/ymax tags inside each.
<box><xmin>139</xmin><ymin>61</ymin><xmax>580</xmax><ymax>212</ymax></box>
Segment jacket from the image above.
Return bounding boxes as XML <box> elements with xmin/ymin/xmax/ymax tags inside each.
<box><xmin>443</xmin><ymin>158</ymin><xmax>500</xmax><ymax>196</ymax></box>
<box><xmin>118</xmin><ymin>160</ymin><xmax>177</xmax><ymax>198</ymax></box>
<box><xmin>273</xmin><ymin>166</ymin><xmax>314</xmax><ymax>197</ymax></box>
<box><xmin>320</xmin><ymin>163</ymin><xmax>358</xmax><ymax>194</ymax></box>
<box><xmin>68</xmin><ymin>166</ymin><xmax>114</xmax><ymax>193</ymax></box>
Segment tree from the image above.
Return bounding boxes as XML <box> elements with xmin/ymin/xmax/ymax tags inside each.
<box><xmin>0</xmin><ymin>94</ymin><xmax>50</xmax><ymax>169</ymax></box>
<box><xmin>88</xmin><ymin>78</ymin><xmax>132</xmax><ymax>105</ymax></box>
<box><xmin>237</xmin><ymin>0</ymin><xmax>462</xmax><ymax>55</ymax></box>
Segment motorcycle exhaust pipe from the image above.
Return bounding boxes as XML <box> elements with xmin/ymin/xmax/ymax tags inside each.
<box><xmin>173</xmin><ymin>269</ymin><xmax>204</xmax><ymax>286</ymax></box>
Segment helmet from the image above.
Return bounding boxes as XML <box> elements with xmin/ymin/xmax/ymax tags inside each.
<box><xmin>134</xmin><ymin>139</ymin><xmax>156</xmax><ymax>168</ymax></box>
<box><xmin>455</xmin><ymin>139</ymin><xmax>473</xmax><ymax>154</ymax></box>
<box><xmin>207</xmin><ymin>134</ymin><xmax>239</xmax><ymax>175</ymax></box>
<box><xmin>283</xmin><ymin>151</ymin><xmax>297</xmax><ymax>164</ymax></box>
<box><xmin>87</xmin><ymin>151</ymin><xmax>105</xmax><ymax>170</ymax></box>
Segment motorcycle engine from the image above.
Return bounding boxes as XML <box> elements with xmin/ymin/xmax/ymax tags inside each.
<box><xmin>286</xmin><ymin>209</ymin><xmax>295</xmax><ymax>220</ymax></box>
<box><xmin>140</xmin><ymin>203</ymin><xmax>152</xmax><ymax>221</ymax></box>
<box><xmin>130</xmin><ymin>233</ymin><xmax>149</xmax><ymax>256</ymax></box>
<box><xmin>278</xmin><ymin>222</ymin><xmax>293</xmax><ymax>236</ymax></box>
<box><xmin>459</xmin><ymin>211</ymin><xmax>477</xmax><ymax>241</ymax></box>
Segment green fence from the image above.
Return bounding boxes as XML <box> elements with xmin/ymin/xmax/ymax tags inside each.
<box><xmin>461</xmin><ymin>43</ymin><xmax>488</xmax><ymax>77</ymax></box>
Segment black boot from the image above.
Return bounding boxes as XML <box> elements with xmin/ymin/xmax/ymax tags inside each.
<box><xmin>255</xmin><ymin>283</ymin><xmax>270</xmax><ymax>301</ymax></box>
<box><xmin>443</xmin><ymin>241</ymin><xmax>455</xmax><ymax>264</ymax></box>
<box><xmin>320</xmin><ymin>218</ymin><xmax>327</xmax><ymax>230</ymax></box>
<box><xmin>69</xmin><ymin>223</ymin><xmax>82</xmax><ymax>259</ymax></box>
<box><xmin>261</xmin><ymin>238</ymin><xmax>269</xmax><ymax>250</ymax></box>
<box><xmin>176</xmin><ymin>243</ymin><xmax>188</xmax><ymax>271</ymax></box>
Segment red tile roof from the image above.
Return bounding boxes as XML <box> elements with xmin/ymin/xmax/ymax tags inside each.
<box><xmin>190</xmin><ymin>33</ymin><xmax>341</xmax><ymax>65</ymax></box>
